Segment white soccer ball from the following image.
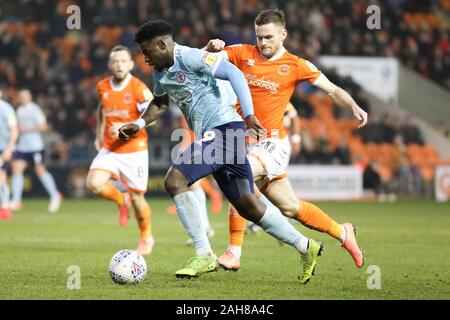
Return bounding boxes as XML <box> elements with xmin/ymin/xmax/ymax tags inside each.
<box><xmin>109</xmin><ymin>249</ymin><xmax>147</xmax><ymax>284</ymax></box>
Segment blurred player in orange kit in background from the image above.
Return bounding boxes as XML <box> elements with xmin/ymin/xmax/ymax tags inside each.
<box><xmin>86</xmin><ymin>45</ymin><xmax>155</xmax><ymax>255</ymax></box>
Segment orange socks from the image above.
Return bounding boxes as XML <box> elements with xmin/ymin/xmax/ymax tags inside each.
<box><xmin>297</xmin><ymin>200</ymin><xmax>343</xmax><ymax>241</ymax></box>
<box><xmin>99</xmin><ymin>183</ymin><xmax>124</xmax><ymax>206</ymax></box>
<box><xmin>229</xmin><ymin>204</ymin><xmax>247</xmax><ymax>247</ymax></box>
<box><xmin>199</xmin><ymin>178</ymin><xmax>218</xmax><ymax>198</ymax></box>
<box><xmin>135</xmin><ymin>206</ymin><xmax>152</xmax><ymax>239</ymax></box>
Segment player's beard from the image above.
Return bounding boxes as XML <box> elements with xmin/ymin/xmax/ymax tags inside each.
<box><xmin>261</xmin><ymin>42</ymin><xmax>282</xmax><ymax>59</ymax></box>
<box><xmin>113</xmin><ymin>72</ymin><xmax>128</xmax><ymax>83</ymax></box>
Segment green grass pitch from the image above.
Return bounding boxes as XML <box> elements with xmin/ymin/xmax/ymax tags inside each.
<box><xmin>0</xmin><ymin>198</ymin><xmax>449</xmax><ymax>300</ymax></box>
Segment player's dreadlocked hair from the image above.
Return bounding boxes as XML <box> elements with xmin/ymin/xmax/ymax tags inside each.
<box><xmin>135</xmin><ymin>20</ymin><xmax>173</xmax><ymax>44</ymax></box>
<box><xmin>255</xmin><ymin>9</ymin><xmax>286</xmax><ymax>28</ymax></box>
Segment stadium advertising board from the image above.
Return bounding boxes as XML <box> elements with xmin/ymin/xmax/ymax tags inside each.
<box><xmin>435</xmin><ymin>166</ymin><xmax>450</xmax><ymax>202</ymax></box>
<box><xmin>287</xmin><ymin>165</ymin><xmax>363</xmax><ymax>200</ymax></box>
<box><xmin>319</xmin><ymin>56</ymin><xmax>399</xmax><ymax>105</ymax></box>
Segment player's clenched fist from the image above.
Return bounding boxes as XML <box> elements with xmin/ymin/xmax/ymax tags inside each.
<box><xmin>205</xmin><ymin>39</ymin><xmax>225</xmax><ymax>52</ymax></box>
<box><xmin>118</xmin><ymin>123</ymin><xmax>140</xmax><ymax>141</ymax></box>
<box><xmin>245</xmin><ymin>115</ymin><xmax>266</xmax><ymax>139</ymax></box>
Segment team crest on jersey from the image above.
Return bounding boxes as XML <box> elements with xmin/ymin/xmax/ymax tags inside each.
<box><xmin>278</xmin><ymin>64</ymin><xmax>290</xmax><ymax>76</ymax></box>
<box><xmin>176</xmin><ymin>71</ymin><xmax>186</xmax><ymax>83</ymax></box>
<box><xmin>102</xmin><ymin>92</ymin><xmax>109</xmax><ymax>100</ymax></box>
<box><xmin>123</xmin><ymin>93</ymin><xmax>132</xmax><ymax>104</ymax></box>
<box><xmin>247</xmin><ymin>59</ymin><xmax>255</xmax><ymax>66</ymax></box>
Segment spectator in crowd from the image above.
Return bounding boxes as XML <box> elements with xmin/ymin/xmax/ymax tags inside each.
<box><xmin>332</xmin><ymin>138</ymin><xmax>351</xmax><ymax>165</ymax></box>
<box><xmin>0</xmin><ymin>0</ymin><xmax>446</xmax><ymax>200</ymax></box>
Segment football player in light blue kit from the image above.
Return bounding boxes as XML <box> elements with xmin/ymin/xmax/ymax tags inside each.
<box><xmin>11</xmin><ymin>89</ymin><xmax>62</xmax><ymax>213</ymax></box>
<box><xmin>0</xmin><ymin>88</ymin><xmax>19</xmax><ymax>221</ymax></box>
<box><xmin>119</xmin><ymin>20</ymin><xmax>323</xmax><ymax>281</ymax></box>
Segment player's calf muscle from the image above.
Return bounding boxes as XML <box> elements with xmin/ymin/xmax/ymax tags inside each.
<box><xmin>232</xmin><ymin>195</ymin><xmax>265</xmax><ymax>223</ymax></box>
<box><xmin>265</xmin><ymin>190</ymin><xmax>298</xmax><ymax>218</ymax></box>
<box><xmin>130</xmin><ymin>192</ymin><xmax>147</xmax><ymax>211</ymax></box>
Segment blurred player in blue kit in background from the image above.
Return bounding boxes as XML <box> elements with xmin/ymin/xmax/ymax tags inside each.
<box><xmin>0</xmin><ymin>88</ymin><xmax>19</xmax><ymax>221</ymax></box>
<box><xmin>10</xmin><ymin>89</ymin><xmax>62</xmax><ymax>213</ymax></box>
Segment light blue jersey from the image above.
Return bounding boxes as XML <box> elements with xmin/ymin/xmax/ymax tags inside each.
<box><xmin>16</xmin><ymin>102</ymin><xmax>46</xmax><ymax>152</ymax></box>
<box><xmin>0</xmin><ymin>99</ymin><xmax>17</xmax><ymax>150</ymax></box>
<box><xmin>152</xmin><ymin>44</ymin><xmax>242</xmax><ymax>138</ymax></box>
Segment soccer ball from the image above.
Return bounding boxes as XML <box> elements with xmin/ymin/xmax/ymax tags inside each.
<box><xmin>109</xmin><ymin>249</ymin><xmax>147</xmax><ymax>284</ymax></box>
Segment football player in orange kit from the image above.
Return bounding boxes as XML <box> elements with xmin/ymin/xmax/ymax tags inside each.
<box><xmin>86</xmin><ymin>46</ymin><xmax>155</xmax><ymax>255</ymax></box>
<box><xmin>205</xmin><ymin>9</ymin><xmax>368</xmax><ymax>270</ymax></box>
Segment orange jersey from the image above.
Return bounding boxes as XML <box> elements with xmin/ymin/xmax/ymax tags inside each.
<box><xmin>224</xmin><ymin>44</ymin><xmax>321</xmax><ymax>139</ymax></box>
<box><xmin>97</xmin><ymin>74</ymin><xmax>153</xmax><ymax>153</ymax></box>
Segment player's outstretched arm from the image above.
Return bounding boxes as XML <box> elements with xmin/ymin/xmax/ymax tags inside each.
<box><xmin>214</xmin><ymin>60</ymin><xmax>264</xmax><ymax>135</ymax></box>
<box><xmin>118</xmin><ymin>95</ymin><xmax>169</xmax><ymax>141</ymax></box>
<box><xmin>314</xmin><ymin>75</ymin><xmax>368</xmax><ymax>128</ymax></box>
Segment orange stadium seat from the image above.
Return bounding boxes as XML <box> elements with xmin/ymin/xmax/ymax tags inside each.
<box><xmin>420</xmin><ymin>165</ymin><xmax>435</xmax><ymax>182</ymax></box>
<box><xmin>440</xmin><ymin>0</ymin><xmax>450</xmax><ymax>11</ymax></box>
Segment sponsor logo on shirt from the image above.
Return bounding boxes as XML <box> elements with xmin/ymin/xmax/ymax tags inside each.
<box><xmin>246</xmin><ymin>74</ymin><xmax>280</xmax><ymax>94</ymax></box>
<box><xmin>104</xmin><ymin>109</ymin><xmax>130</xmax><ymax>117</ymax></box>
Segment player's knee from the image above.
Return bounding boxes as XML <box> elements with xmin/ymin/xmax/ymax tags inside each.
<box><xmin>0</xmin><ymin>171</ymin><xmax>6</xmax><ymax>185</ymax></box>
<box><xmin>164</xmin><ymin>168</ymin><xmax>189</xmax><ymax>197</ymax></box>
<box><xmin>34</xmin><ymin>165</ymin><xmax>46</xmax><ymax>177</ymax></box>
<box><xmin>277</xmin><ymin>202</ymin><xmax>298</xmax><ymax>218</ymax></box>
<box><xmin>11</xmin><ymin>162</ymin><xmax>25</xmax><ymax>174</ymax></box>
<box><xmin>233</xmin><ymin>196</ymin><xmax>266</xmax><ymax>223</ymax></box>
<box><xmin>86</xmin><ymin>176</ymin><xmax>104</xmax><ymax>194</ymax></box>
<box><xmin>164</xmin><ymin>177</ymin><xmax>187</xmax><ymax>197</ymax></box>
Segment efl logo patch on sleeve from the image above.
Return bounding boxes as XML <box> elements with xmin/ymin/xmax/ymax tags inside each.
<box><xmin>305</xmin><ymin>60</ymin><xmax>319</xmax><ymax>73</ymax></box>
<box><xmin>202</xmin><ymin>53</ymin><xmax>217</xmax><ymax>66</ymax></box>
<box><xmin>7</xmin><ymin>114</ymin><xmax>17</xmax><ymax>125</ymax></box>
<box><xmin>143</xmin><ymin>88</ymin><xmax>153</xmax><ymax>101</ymax></box>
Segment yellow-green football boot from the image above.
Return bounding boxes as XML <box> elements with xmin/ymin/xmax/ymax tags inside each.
<box><xmin>299</xmin><ymin>239</ymin><xmax>324</xmax><ymax>284</ymax></box>
<box><xmin>175</xmin><ymin>255</ymin><xmax>219</xmax><ymax>279</ymax></box>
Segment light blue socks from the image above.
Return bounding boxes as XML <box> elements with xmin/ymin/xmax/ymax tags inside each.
<box><xmin>257</xmin><ymin>199</ymin><xmax>309</xmax><ymax>253</ymax></box>
<box><xmin>39</xmin><ymin>172</ymin><xmax>59</xmax><ymax>199</ymax></box>
<box><xmin>173</xmin><ymin>191</ymin><xmax>213</xmax><ymax>256</ymax></box>
<box><xmin>192</xmin><ymin>187</ymin><xmax>211</xmax><ymax>231</ymax></box>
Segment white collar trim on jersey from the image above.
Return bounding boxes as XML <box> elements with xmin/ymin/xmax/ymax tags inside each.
<box><xmin>260</xmin><ymin>46</ymin><xmax>286</xmax><ymax>61</ymax></box>
<box><xmin>109</xmin><ymin>73</ymin><xmax>132</xmax><ymax>92</ymax></box>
